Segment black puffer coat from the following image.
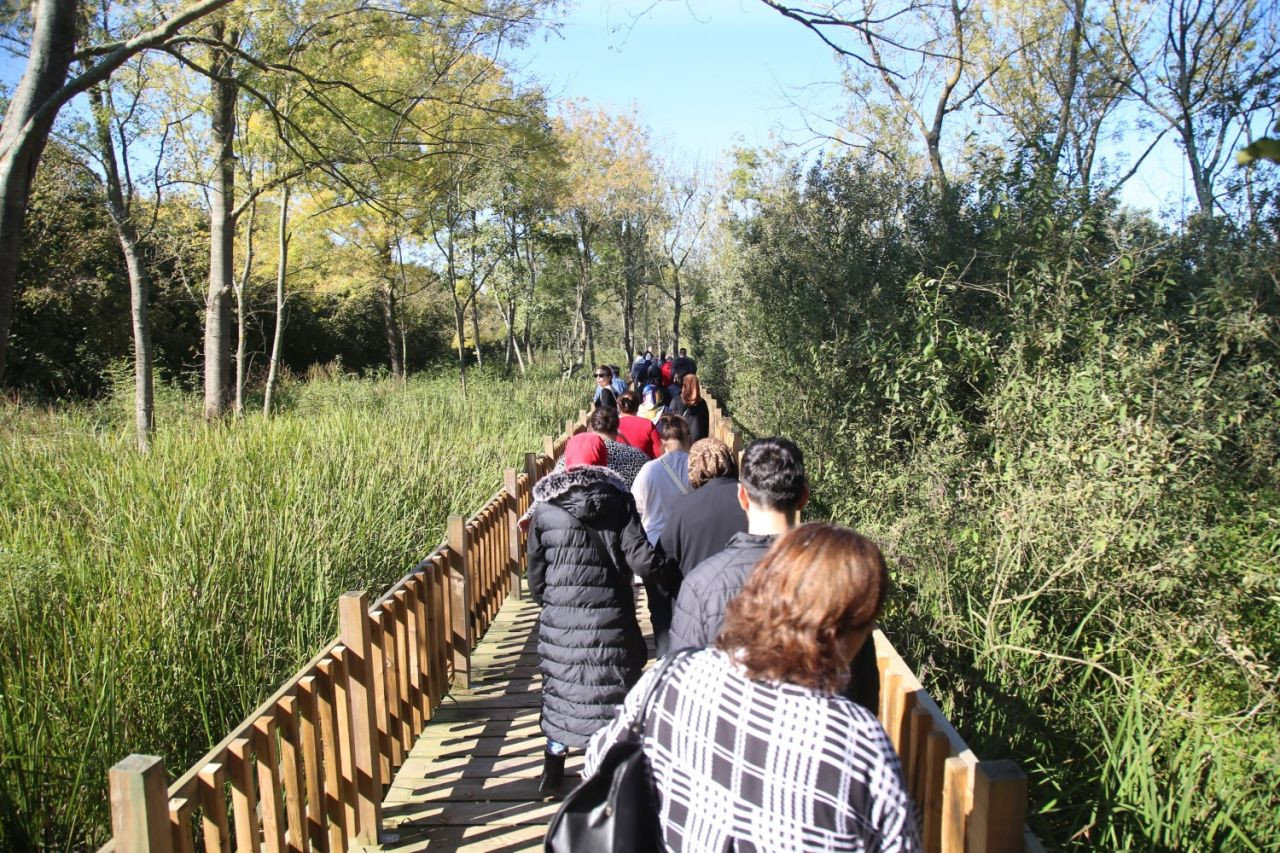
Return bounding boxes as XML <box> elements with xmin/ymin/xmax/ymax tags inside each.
<box><xmin>527</xmin><ymin>464</ymin><xmax>660</xmax><ymax>746</ymax></box>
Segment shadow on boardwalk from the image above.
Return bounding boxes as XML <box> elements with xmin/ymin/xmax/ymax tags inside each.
<box><xmin>377</xmin><ymin>589</ymin><xmax>654</xmax><ymax>851</ymax></box>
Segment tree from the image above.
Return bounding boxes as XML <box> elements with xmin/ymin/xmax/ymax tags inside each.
<box><xmin>1097</xmin><ymin>0</ymin><xmax>1280</xmax><ymax>214</ymax></box>
<box><xmin>654</xmin><ymin>161</ymin><xmax>713</xmax><ymax>355</ymax></box>
<box><xmin>0</xmin><ymin>0</ymin><xmax>236</xmax><ymax>384</ymax></box>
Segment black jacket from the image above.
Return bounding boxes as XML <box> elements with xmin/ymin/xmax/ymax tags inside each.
<box><xmin>668</xmin><ymin>530</ymin><xmax>880</xmax><ymax>713</ymax></box>
<box><xmin>669</xmin><ymin>397</ymin><xmax>709</xmax><ymax>442</ymax></box>
<box><xmin>659</xmin><ymin>477</ymin><xmax>748</xmax><ymax>579</ymax></box>
<box><xmin>527</xmin><ymin>465</ymin><xmax>660</xmax><ymax>746</ymax></box>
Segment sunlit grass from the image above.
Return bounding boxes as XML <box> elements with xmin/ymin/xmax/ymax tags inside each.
<box><xmin>0</xmin><ymin>367</ymin><xmax>580</xmax><ymax>849</ymax></box>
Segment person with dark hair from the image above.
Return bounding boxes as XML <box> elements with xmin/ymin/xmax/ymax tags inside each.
<box><xmin>594</xmin><ymin>386</ymin><xmax>617</xmax><ymax>410</ymax></box>
<box><xmin>609</xmin><ymin>366</ymin><xmax>626</xmax><ymax>395</ymax></box>
<box><xmin>591</xmin><ymin>364</ymin><xmax>614</xmax><ymax>406</ymax></box>
<box><xmin>668</xmin><ymin>437</ymin><xmax>880</xmax><ymax>712</ymax></box>
<box><xmin>659</xmin><ymin>438</ymin><xmax>747</xmax><ymax>580</ymax></box>
<box><xmin>616</xmin><ymin>391</ymin><xmax>662</xmax><ymax>459</ymax></box>
<box><xmin>666</xmin><ymin>370</ymin><xmax>685</xmax><ymax>407</ymax></box>
<box><xmin>630</xmin><ymin>350</ymin><xmax>653</xmax><ymax>388</ymax></box>
<box><xmin>660</xmin><ymin>354</ymin><xmax>675</xmax><ymax>386</ymax></box>
<box><xmin>670</xmin><ymin>373</ymin><xmax>709</xmax><ymax>442</ymax></box>
<box><xmin>585</xmin><ymin>523</ymin><xmax>919</xmax><ymax>851</ymax></box>
<box><xmin>582</xmin><ymin>405</ymin><xmax>649</xmax><ymax>486</ymax></box>
<box><xmin>527</xmin><ymin>432</ymin><xmax>661</xmax><ymax>795</ymax></box>
<box><xmin>672</xmin><ymin>347</ymin><xmax>696</xmax><ymax>377</ymax></box>
<box><xmin>638</xmin><ymin>366</ymin><xmax>667</xmax><ymax>422</ymax></box>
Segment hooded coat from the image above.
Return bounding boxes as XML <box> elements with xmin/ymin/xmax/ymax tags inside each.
<box><xmin>527</xmin><ymin>464</ymin><xmax>660</xmax><ymax>746</ymax></box>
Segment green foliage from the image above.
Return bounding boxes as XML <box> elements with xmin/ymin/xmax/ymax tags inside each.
<box><xmin>0</xmin><ymin>371</ymin><xmax>578</xmax><ymax>848</ymax></box>
<box><xmin>706</xmin><ymin>149</ymin><xmax>1280</xmax><ymax>849</ymax></box>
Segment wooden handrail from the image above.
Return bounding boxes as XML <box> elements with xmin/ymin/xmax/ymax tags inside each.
<box><xmin>102</xmin><ymin>407</ymin><xmax>591</xmax><ymax>852</ymax></box>
<box><xmin>703</xmin><ymin>387</ymin><xmax>1040</xmax><ymax>853</ymax></box>
<box><xmin>105</xmin><ymin>388</ymin><xmax>1040</xmax><ymax>852</ymax></box>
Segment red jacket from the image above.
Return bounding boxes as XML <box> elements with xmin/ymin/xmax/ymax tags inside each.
<box><xmin>617</xmin><ymin>415</ymin><xmax>663</xmax><ymax>459</ymax></box>
<box><xmin>660</xmin><ymin>360</ymin><xmax>674</xmax><ymax>385</ymax></box>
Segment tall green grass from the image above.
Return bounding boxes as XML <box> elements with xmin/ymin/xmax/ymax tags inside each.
<box><xmin>0</xmin><ymin>368</ymin><xmax>581</xmax><ymax>849</ymax></box>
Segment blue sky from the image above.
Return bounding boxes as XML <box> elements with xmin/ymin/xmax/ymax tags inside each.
<box><xmin>510</xmin><ymin>0</ymin><xmax>1194</xmax><ymax>214</ymax></box>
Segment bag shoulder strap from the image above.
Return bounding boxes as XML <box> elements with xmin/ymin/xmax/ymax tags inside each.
<box><xmin>657</xmin><ymin>455</ymin><xmax>689</xmax><ymax>495</ymax></box>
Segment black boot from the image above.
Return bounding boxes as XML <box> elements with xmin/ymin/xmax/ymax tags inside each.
<box><xmin>539</xmin><ymin>749</ymin><xmax>566</xmax><ymax>797</ymax></box>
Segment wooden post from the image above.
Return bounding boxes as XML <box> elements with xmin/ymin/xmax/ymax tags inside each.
<box><xmin>314</xmin><ymin>657</ymin><xmax>349</xmax><ymax>853</ymax></box>
<box><xmin>968</xmin><ymin>760</ymin><xmax>1027</xmax><ymax>853</ymax></box>
<box><xmin>923</xmin><ymin>729</ymin><xmax>951</xmax><ymax>852</ymax></box>
<box><xmin>505</xmin><ymin>467</ymin><xmax>523</xmax><ymax>599</ymax></box>
<box><xmin>447</xmin><ymin>514</ymin><xmax>472</xmax><ymax>688</ymax></box>
<box><xmin>338</xmin><ymin>592</ymin><xmax>383</xmax><ymax>845</ymax></box>
<box><xmin>942</xmin><ymin>756</ymin><xmax>975</xmax><ymax>853</ymax></box>
<box><xmin>542</xmin><ymin>436</ymin><xmax>554</xmax><ymax>460</ymax></box>
<box><xmin>168</xmin><ymin>797</ymin><xmax>196</xmax><ymax>853</ymax></box>
<box><xmin>295</xmin><ymin>678</ymin><xmax>325</xmax><ymax>851</ymax></box>
<box><xmin>196</xmin><ymin>762</ymin><xmax>230</xmax><ymax>853</ymax></box>
<box><xmin>227</xmin><ymin>738</ymin><xmax>260</xmax><ymax>853</ymax></box>
<box><xmin>109</xmin><ymin>755</ymin><xmax>173</xmax><ymax>853</ymax></box>
<box><xmin>252</xmin><ymin>717</ymin><xmax>287</xmax><ymax>853</ymax></box>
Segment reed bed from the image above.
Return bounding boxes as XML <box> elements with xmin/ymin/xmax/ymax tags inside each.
<box><xmin>0</xmin><ymin>369</ymin><xmax>580</xmax><ymax>849</ymax></box>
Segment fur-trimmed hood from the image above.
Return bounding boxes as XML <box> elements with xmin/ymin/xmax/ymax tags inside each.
<box><xmin>532</xmin><ymin>464</ymin><xmax>630</xmax><ymax>523</ymax></box>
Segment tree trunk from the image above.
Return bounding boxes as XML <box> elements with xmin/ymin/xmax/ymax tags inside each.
<box><xmin>263</xmin><ymin>184</ymin><xmax>289</xmax><ymax>417</ymax></box>
<box><xmin>668</xmin><ymin>267</ymin><xmax>683</xmax><ymax>355</ymax></box>
<box><xmin>0</xmin><ymin>0</ymin><xmax>78</xmax><ymax>385</ymax></box>
<box><xmin>522</xmin><ymin>230</ymin><xmax>536</xmax><ymax>363</ymax></box>
<box><xmin>380</xmin><ymin>282</ymin><xmax>404</xmax><ymax>379</ymax></box>
<box><xmin>203</xmin><ymin>25</ymin><xmax>237</xmax><ymax>420</ymax></box>
<box><xmin>233</xmin><ymin>201</ymin><xmax>256</xmax><ymax>418</ymax></box>
<box><xmin>89</xmin><ymin>85</ymin><xmax>154</xmax><ymax>451</ymax></box>
<box><xmin>471</xmin><ymin>291</ymin><xmax>483</xmax><ymax>367</ymax></box>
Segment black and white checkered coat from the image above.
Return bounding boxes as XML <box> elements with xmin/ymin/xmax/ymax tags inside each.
<box><xmin>585</xmin><ymin>649</ymin><xmax>921</xmax><ymax>852</ymax></box>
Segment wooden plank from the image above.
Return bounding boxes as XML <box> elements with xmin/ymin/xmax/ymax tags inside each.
<box><xmin>908</xmin><ymin>704</ymin><xmax>933</xmax><ymax>805</ymax></box>
<box><xmin>168</xmin><ymin>797</ymin><xmax>195</xmax><ymax>853</ymax></box>
<box><xmin>296</xmin><ymin>677</ymin><xmax>326</xmax><ymax>853</ymax></box>
<box><xmin>329</xmin><ymin>648</ymin><xmax>357</xmax><ymax>848</ymax></box>
<box><xmin>968</xmin><ymin>760</ymin><xmax>1027</xmax><ymax>853</ymax></box>
<box><xmin>407</xmin><ymin>574</ymin><xmax>432</xmax><ymax>725</ymax></box>
<box><xmin>227</xmin><ymin>739</ymin><xmax>260</xmax><ymax>853</ymax></box>
<box><xmin>196</xmin><ymin>763</ymin><xmax>229</xmax><ymax>853</ymax></box>
<box><xmin>394</xmin><ymin>589</ymin><xmax>419</xmax><ymax>747</ymax></box>
<box><xmin>923</xmin><ymin>728</ymin><xmax>951</xmax><ymax>852</ymax></box>
<box><xmin>313</xmin><ymin>662</ymin><xmax>347</xmax><ymax>853</ymax></box>
<box><xmin>504</xmin><ymin>468</ymin><xmax>523</xmax><ymax>600</ymax></box>
<box><xmin>109</xmin><ymin>754</ymin><xmax>172</xmax><ymax>853</ymax></box>
<box><xmin>942</xmin><ymin>756</ymin><xmax>975</xmax><ymax>853</ymax></box>
<box><xmin>376</xmin><ymin>823</ymin><xmax>549</xmax><ymax>852</ymax></box>
<box><xmin>429</xmin><ymin>556</ymin><xmax>449</xmax><ymax>710</ymax></box>
<box><xmin>447</xmin><ymin>515</ymin><xmax>472</xmax><ymax>688</ymax></box>
<box><xmin>338</xmin><ymin>593</ymin><xmax>383</xmax><ymax>845</ymax></box>
<box><xmin>379</xmin><ymin>798</ymin><xmax>560</xmax><ymax>827</ymax></box>
<box><xmin>252</xmin><ymin>716</ymin><xmax>287</xmax><ymax>853</ymax></box>
<box><xmin>275</xmin><ymin>696</ymin><xmax>308</xmax><ymax>853</ymax></box>
<box><xmin>368</xmin><ymin>608</ymin><xmax>393</xmax><ymax>784</ymax></box>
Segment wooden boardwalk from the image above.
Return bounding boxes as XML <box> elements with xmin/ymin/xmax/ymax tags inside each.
<box><xmin>375</xmin><ymin>587</ymin><xmax>655</xmax><ymax>851</ymax></box>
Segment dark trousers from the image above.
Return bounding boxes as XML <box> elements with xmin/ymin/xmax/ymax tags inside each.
<box><xmin>643</xmin><ymin>575</ymin><xmax>677</xmax><ymax>658</ymax></box>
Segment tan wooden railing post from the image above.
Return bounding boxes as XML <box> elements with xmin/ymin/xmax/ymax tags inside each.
<box><xmin>447</xmin><ymin>514</ymin><xmax>473</xmax><ymax>688</ymax></box>
<box><xmin>338</xmin><ymin>591</ymin><xmax>383</xmax><ymax>845</ymax></box>
<box><xmin>504</xmin><ymin>467</ymin><xmax>523</xmax><ymax>599</ymax></box>
<box><xmin>968</xmin><ymin>760</ymin><xmax>1028</xmax><ymax>853</ymax></box>
<box><xmin>109</xmin><ymin>755</ymin><xmax>172</xmax><ymax>853</ymax></box>
<box><xmin>543</xmin><ymin>436</ymin><xmax>554</xmax><ymax>459</ymax></box>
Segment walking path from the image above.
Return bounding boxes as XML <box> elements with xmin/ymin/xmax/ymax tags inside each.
<box><xmin>374</xmin><ymin>589</ymin><xmax>654</xmax><ymax>851</ymax></box>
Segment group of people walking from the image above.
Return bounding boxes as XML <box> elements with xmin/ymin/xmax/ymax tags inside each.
<box><xmin>524</xmin><ymin>353</ymin><xmax>921</xmax><ymax>851</ymax></box>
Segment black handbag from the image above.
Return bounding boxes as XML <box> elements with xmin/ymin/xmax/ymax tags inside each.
<box><xmin>543</xmin><ymin>649</ymin><xmax>694</xmax><ymax>853</ymax></box>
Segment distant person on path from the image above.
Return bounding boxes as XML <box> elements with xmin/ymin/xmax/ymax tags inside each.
<box><xmin>609</xmin><ymin>366</ymin><xmax>626</xmax><ymax>396</ymax></box>
<box><xmin>638</xmin><ymin>366</ymin><xmax>667</xmax><ymax>422</ymax></box>
<box><xmin>594</xmin><ymin>386</ymin><xmax>617</xmax><ymax>410</ymax></box>
<box><xmin>591</xmin><ymin>364</ymin><xmax>614</xmax><ymax>406</ymax></box>
<box><xmin>631</xmin><ymin>414</ymin><xmax>693</xmax><ymax>656</ymax></box>
<box><xmin>616</xmin><ymin>391</ymin><xmax>663</xmax><ymax>458</ymax></box>
<box><xmin>660</xmin><ymin>354</ymin><xmax>675</xmax><ymax>386</ymax></box>
<box><xmin>668</xmin><ymin>436</ymin><xmax>880</xmax><ymax>712</ymax></box>
<box><xmin>527</xmin><ymin>432</ymin><xmax>661</xmax><ymax>794</ymax></box>
<box><xmin>585</xmin><ymin>523</ymin><xmax>920</xmax><ymax>852</ymax></box>
<box><xmin>672</xmin><ymin>347</ymin><xmax>696</xmax><ymax>377</ymax></box>
<box><xmin>630</xmin><ymin>350</ymin><xmax>653</xmax><ymax>388</ymax></box>
<box><xmin>659</xmin><ymin>438</ymin><xmax>747</xmax><ymax>581</ymax></box>
<box><xmin>671</xmin><ymin>373</ymin><xmax>709</xmax><ymax>442</ymax></box>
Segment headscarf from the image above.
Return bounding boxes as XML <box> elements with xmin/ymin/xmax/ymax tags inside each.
<box><xmin>564</xmin><ymin>432</ymin><xmax>607</xmax><ymax>469</ymax></box>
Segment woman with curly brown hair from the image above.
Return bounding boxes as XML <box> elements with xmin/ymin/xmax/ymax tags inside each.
<box><xmin>584</xmin><ymin>523</ymin><xmax>920</xmax><ymax>852</ymax></box>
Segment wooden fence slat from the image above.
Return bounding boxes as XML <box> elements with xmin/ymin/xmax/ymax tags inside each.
<box><xmin>329</xmin><ymin>648</ymin><xmax>358</xmax><ymax>847</ymax></box>
<box><xmin>252</xmin><ymin>717</ymin><xmax>287</xmax><ymax>853</ymax></box>
<box><xmin>968</xmin><ymin>760</ymin><xmax>1027</xmax><ymax>853</ymax></box>
<box><xmin>942</xmin><ymin>756</ymin><xmax>974</xmax><ymax>853</ymax></box>
<box><xmin>168</xmin><ymin>797</ymin><xmax>195</xmax><ymax>853</ymax></box>
<box><xmin>109</xmin><ymin>755</ymin><xmax>172</xmax><ymax>853</ymax></box>
<box><xmin>367</xmin><ymin>608</ymin><xmax>393</xmax><ymax>782</ymax></box>
<box><xmin>275</xmin><ymin>696</ymin><xmax>308</xmax><ymax>853</ymax></box>
<box><xmin>923</xmin><ymin>728</ymin><xmax>951</xmax><ymax>853</ymax></box>
<box><xmin>196</xmin><ymin>763</ymin><xmax>229</xmax><ymax>853</ymax></box>
<box><xmin>379</xmin><ymin>606</ymin><xmax>404</xmax><ymax>770</ymax></box>
<box><xmin>504</xmin><ymin>468</ymin><xmax>522</xmax><ymax>598</ymax></box>
<box><xmin>227</xmin><ymin>739</ymin><xmax>260</xmax><ymax>853</ymax></box>
<box><xmin>337</xmin><ymin>594</ymin><xmax>382</xmax><ymax>845</ymax></box>
<box><xmin>296</xmin><ymin>677</ymin><xmax>326</xmax><ymax>852</ymax></box>
<box><xmin>447</xmin><ymin>515</ymin><xmax>472</xmax><ymax>688</ymax></box>
<box><xmin>314</xmin><ymin>659</ymin><xmax>348</xmax><ymax>853</ymax></box>
<box><xmin>428</xmin><ymin>556</ymin><xmax>447</xmax><ymax>708</ymax></box>
<box><xmin>394</xmin><ymin>587</ymin><xmax>419</xmax><ymax>744</ymax></box>
<box><xmin>908</xmin><ymin>704</ymin><xmax>932</xmax><ymax>804</ymax></box>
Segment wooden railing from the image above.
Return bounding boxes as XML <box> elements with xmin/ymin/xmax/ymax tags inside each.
<box><xmin>104</xmin><ymin>387</ymin><xmax>1039</xmax><ymax>853</ymax></box>
<box><xmin>102</xmin><ymin>410</ymin><xmax>590</xmax><ymax>853</ymax></box>
<box><xmin>704</xmin><ymin>389</ymin><xmax>1041</xmax><ymax>853</ymax></box>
